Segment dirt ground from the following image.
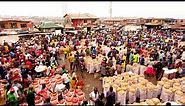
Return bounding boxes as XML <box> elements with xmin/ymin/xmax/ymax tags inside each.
<box><xmin>58</xmin><ymin>54</ymin><xmax>157</xmax><ymax>100</ymax></box>
<box><xmin>58</xmin><ymin>54</ymin><xmax>102</xmax><ymax>99</ymax></box>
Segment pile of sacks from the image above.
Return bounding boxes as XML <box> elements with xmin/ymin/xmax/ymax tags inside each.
<box><xmin>103</xmin><ymin>72</ymin><xmax>158</xmax><ymax>105</ymax></box>
<box><xmin>130</xmin><ymin>98</ymin><xmax>161</xmax><ymax>105</ymax></box>
<box><xmin>103</xmin><ymin>72</ymin><xmax>185</xmax><ymax>105</ymax></box>
<box><xmin>157</xmin><ymin>77</ymin><xmax>185</xmax><ymax>104</ymax></box>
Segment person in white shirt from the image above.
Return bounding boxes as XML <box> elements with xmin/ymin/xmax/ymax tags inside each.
<box><xmin>25</xmin><ymin>52</ymin><xmax>31</xmax><ymax>60</ymax></box>
<box><xmin>54</xmin><ymin>82</ymin><xmax>66</xmax><ymax>94</ymax></box>
<box><xmin>61</xmin><ymin>73</ymin><xmax>70</xmax><ymax>89</ymax></box>
<box><xmin>89</xmin><ymin>87</ymin><xmax>99</xmax><ymax>105</ymax></box>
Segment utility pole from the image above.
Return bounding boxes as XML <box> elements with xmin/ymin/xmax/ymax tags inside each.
<box><xmin>109</xmin><ymin>1</ymin><xmax>112</xmax><ymax>18</ymax></box>
<box><xmin>63</xmin><ymin>2</ymin><xmax>67</xmax><ymax>15</ymax></box>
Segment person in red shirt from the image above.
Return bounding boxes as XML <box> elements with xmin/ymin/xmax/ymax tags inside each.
<box><xmin>12</xmin><ymin>71</ymin><xmax>22</xmax><ymax>82</ymax></box>
<box><xmin>75</xmin><ymin>40</ymin><xmax>80</xmax><ymax>46</ymax></box>
<box><xmin>36</xmin><ymin>49</ymin><xmax>42</xmax><ymax>56</ymax></box>
<box><xmin>25</xmin><ymin>59</ymin><xmax>33</xmax><ymax>71</ymax></box>
<box><xmin>19</xmin><ymin>54</ymin><xmax>25</xmax><ymax>63</ymax></box>
<box><xmin>50</xmin><ymin>67</ymin><xmax>55</xmax><ymax>76</ymax></box>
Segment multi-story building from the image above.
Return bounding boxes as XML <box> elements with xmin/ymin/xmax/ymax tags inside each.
<box><xmin>63</xmin><ymin>13</ymin><xmax>99</xmax><ymax>29</ymax></box>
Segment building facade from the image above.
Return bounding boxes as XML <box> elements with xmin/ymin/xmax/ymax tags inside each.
<box><xmin>63</xmin><ymin>13</ymin><xmax>99</xmax><ymax>28</ymax></box>
<box><xmin>0</xmin><ymin>20</ymin><xmax>33</xmax><ymax>31</ymax></box>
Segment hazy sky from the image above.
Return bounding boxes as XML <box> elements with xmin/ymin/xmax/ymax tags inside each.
<box><xmin>0</xmin><ymin>2</ymin><xmax>185</xmax><ymax>19</ymax></box>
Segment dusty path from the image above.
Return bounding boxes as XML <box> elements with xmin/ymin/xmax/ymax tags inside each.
<box><xmin>57</xmin><ymin>54</ymin><xmax>103</xmax><ymax>99</ymax></box>
<box><xmin>57</xmin><ymin>54</ymin><xmax>157</xmax><ymax>100</ymax></box>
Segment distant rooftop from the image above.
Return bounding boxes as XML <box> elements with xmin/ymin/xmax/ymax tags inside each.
<box><xmin>64</xmin><ymin>13</ymin><xmax>98</xmax><ymax>19</ymax></box>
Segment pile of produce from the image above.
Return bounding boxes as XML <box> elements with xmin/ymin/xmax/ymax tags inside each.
<box><xmin>30</xmin><ymin>74</ymin><xmax>85</xmax><ymax>105</ymax></box>
<box><xmin>103</xmin><ymin>72</ymin><xmax>185</xmax><ymax>105</ymax></box>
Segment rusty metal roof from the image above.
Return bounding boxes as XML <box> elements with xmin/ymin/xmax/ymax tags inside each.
<box><xmin>0</xmin><ymin>19</ymin><xmax>31</xmax><ymax>23</ymax></box>
<box><xmin>64</xmin><ymin>13</ymin><xmax>98</xmax><ymax>19</ymax></box>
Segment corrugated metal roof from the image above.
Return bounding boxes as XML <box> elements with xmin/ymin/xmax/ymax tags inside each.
<box><xmin>0</xmin><ymin>19</ymin><xmax>31</xmax><ymax>23</ymax></box>
<box><xmin>39</xmin><ymin>22</ymin><xmax>63</xmax><ymax>29</ymax></box>
<box><xmin>64</xmin><ymin>13</ymin><xmax>98</xmax><ymax>19</ymax></box>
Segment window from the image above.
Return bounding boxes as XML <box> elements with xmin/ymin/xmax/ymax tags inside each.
<box><xmin>84</xmin><ymin>20</ymin><xmax>87</xmax><ymax>23</ymax></box>
<box><xmin>20</xmin><ymin>24</ymin><xmax>27</xmax><ymax>28</ymax></box>
<box><xmin>0</xmin><ymin>24</ymin><xmax>5</xmax><ymax>28</ymax></box>
<box><xmin>10</xmin><ymin>23</ymin><xmax>17</xmax><ymax>28</ymax></box>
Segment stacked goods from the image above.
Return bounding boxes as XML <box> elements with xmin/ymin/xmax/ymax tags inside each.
<box><xmin>140</xmin><ymin>65</ymin><xmax>147</xmax><ymax>75</ymax></box>
<box><xmin>103</xmin><ymin>72</ymin><xmax>152</xmax><ymax>104</ymax></box>
<box><xmin>180</xmin><ymin>78</ymin><xmax>185</xmax><ymax>92</ymax></box>
<box><xmin>131</xmin><ymin>63</ymin><xmax>140</xmax><ymax>75</ymax></box>
<box><xmin>117</xmin><ymin>87</ymin><xmax>127</xmax><ymax>105</ymax></box>
<box><xmin>34</xmin><ymin>88</ymin><xmax>85</xmax><ymax>105</ymax></box>
<box><xmin>29</xmin><ymin>74</ymin><xmax>85</xmax><ymax>105</ymax></box>
<box><xmin>146</xmin><ymin>82</ymin><xmax>155</xmax><ymax>99</ymax></box>
<box><xmin>176</xmin><ymin>96</ymin><xmax>185</xmax><ymax>105</ymax></box>
<box><xmin>103</xmin><ymin>73</ymin><xmax>185</xmax><ymax>105</ymax></box>
<box><xmin>138</xmin><ymin>83</ymin><xmax>147</xmax><ymax>101</ymax></box>
<box><xmin>128</xmin><ymin>86</ymin><xmax>137</xmax><ymax>104</ymax></box>
<box><xmin>129</xmin><ymin>98</ymin><xmax>161</xmax><ymax>105</ymax></box>
<box><xmin>174</xmin><ymin>90</ymin><xmax>183</xmax><ymax>102</ymax></box>
<box><xmin>35</xmin><ymin>96</ymin><xmax>44</xmax><ymax>105</ymax></box>
<box><xmin>159</xmin><ymin>77</ymin><xmax>185</xmax><ymax>103</ymax></box>
<box><xmin>84</xmin><ymin>55</ymin><xmax>104</xmax><ymax>73</ymax></box>
<box><xmin>151</xmin><ymin>98</ymin><xmax>161</xmax><ymax>105</ymax></box>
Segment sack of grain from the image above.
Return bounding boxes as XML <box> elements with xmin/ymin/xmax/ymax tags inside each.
<box><xmin>160</xmin><ymin>88</ymin><xmax>172</xmax><ymax>102</ymax></box>
<box><xmin>128</xmin><ymin>88</ymin><xmax>137</xmax><ymax>104</ymax></box>
<box><xmin>117</xmin><ymin>90</ymin><xmax>126</xmax><ymax>105</ymax></box>
<box><xmin>145</xmin><ymin>99</ymin><xmax>155</xmax><ymax>105</ymax></box>
<box><xmin>157</xmin><ymin>81</ymin><xmax>164</xmax><ymax>95</ymax></box>
<box><xmin>139</xmin><ymin>65</ymin><xmax>147</xmax><ymax>75</ymax></box>
<box><xmin>152</xmin><ymin>86</ymin><xmax>158</xmax><ymax>98</ymax></box>
<box><xmin>146</xmin><ymin>85</ymin><xmax>154</xmax><ymax>99</ymax></box>
<box><xmin>151</xmin><ymin>98</ymin><xmax>160</xmax><ymax>105</ymax></box>
<box><xmin>178</xmin><ymin>96</ymin><xmax>185</xmax><ymax>105</ymax></box>
<box><xmin>174</xmin><ymin>90</ymin><xmax>184</xmax><ymax>102</ymax></box>
<box><xmin>138</xmin><ymin>85</ymin><xmax>147</xmax><ymax>101</ymax></box>
<box><xmin>161</xmin><ymin>77</ymin><xmax>168</xmax><ymax>82</ymax></box>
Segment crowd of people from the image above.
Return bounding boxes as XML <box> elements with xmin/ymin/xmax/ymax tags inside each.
<box><xmin>0</xmin><ymin>24</ymin><xmax>184</xmax><ymax>106</ymax></box>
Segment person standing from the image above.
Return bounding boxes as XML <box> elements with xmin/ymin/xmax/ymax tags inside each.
<box><xmin>89</xmin><ymin>87</ymin><xmax>99</xmax><ymax>105</ymax></box>
<box><xmin>153</xmin><ymin>59</ymin><xmax>164</xmax><ymax>80</ymax></box>
<box><xmin>106</xmin><ymin>86</ymin><xmax>116</xmax><ymax>106</ymax></box>
<box><xmin>68</xmin><ymin>54</ymin><xmax>75</xmax><ymax>71</ymax></box>
<box><xmin>140</xmin><ymin>55</ymin><xmax>145</xmax><ymax>65</ymax></box>
<box><xmin>26</xmin><ymin>86</ymin><xmax>35</xmax><ymax>106</ymax></box>
<box><xmin>85</xmin><ymin>48</ymin><xmax>90</xmax><ymax>56</ymax></box>
<box><xmin>7</xmin><ymin>88</ymin><xmax>18</xmax><ymax>106</ymax></box>
<box><xmin>60</xmin><ymin>64</ymin><xmax>67</xmax><ymax>75</ymax></box>
<box><xmin>100</xmin><ymin>58</ymin><xmax>107</xmax><ymax>78</ymax></box>
<box><xmin>121</xmin><ymin>54</ymin><xmax>126</xmax><ymax>70</ymax></box>
<box><xmin>95</xmin><ymin>93</ymin><xmax>105</xmax><ymax>106</ymax></box>
<box><xmin>61</xmin><ymin>72</ymin><xmax>70</xmax><ymax>89</ymax></box>
<box><xmin>133</xmin><ymin>52</ymin><xmax>139</xmax><ymax>63</ymax></box>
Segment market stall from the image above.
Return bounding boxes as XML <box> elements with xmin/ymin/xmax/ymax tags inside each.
<box><xmin>24</xmin><ymin>74</ymin><xmax>86</xmax><ymax>105</ymax></box>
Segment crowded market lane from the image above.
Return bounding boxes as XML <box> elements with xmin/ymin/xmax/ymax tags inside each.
<box><xmin>57</xmin><ymin>54</ymin><xmax>103</xmax><ymax>99</ymax></box>
<box><xmin>57</xmin><ymin>47</ymin><xmax>158</xmax><ymax>101</ymax></box>
<box><xmin>0</xmin><ymin>26</ymin><xmax>185</xmax><ymax>106</ymax></box>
